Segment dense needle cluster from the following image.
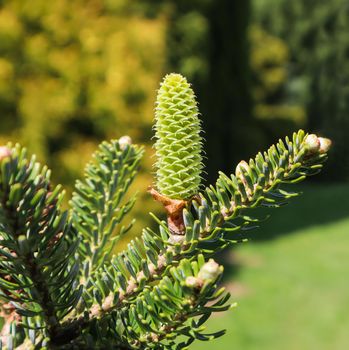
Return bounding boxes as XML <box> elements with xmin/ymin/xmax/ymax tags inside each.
<box><xmin>0</xmin><ymin>73</ymin><xmax>332</xmax><ymax>350</ymax></box>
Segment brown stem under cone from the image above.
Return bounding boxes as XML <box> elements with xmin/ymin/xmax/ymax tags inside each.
<box><xmin>148</xmin><ymin>187</ymin><xmax>187</xmax><ymax>235</ymax></box>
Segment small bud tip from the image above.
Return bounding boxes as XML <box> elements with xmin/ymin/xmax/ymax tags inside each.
<box><xmin>185</xmin><ymin>276</ymin><xmax>202</xmax><ymax>289</ymax></box>
<box><xmin>236</xmin><ymin>160</ymin><xmax>250</xmax><ymax>177</ymax></box>
<box><xmin>0</xmin><ymin>146</ymin><xmax>11</xmax><ymax>161</ymax></box>
<box><xmin>305</xmin><ymin>134</ymin><xmax>320</xmax><ymax>154</ymax></box>
<box><xmin>119</xmin><ymin>135</ymin><xmax>132</xmax><ymax>150</ymax></box>
<box><xmin>318</xmin><ymin>137</ymin><xmax>332</xmax><ymax>153</ymax></box>
<box><xmin>198</xmin><ymin>259</ymin><xmax>222</xmax><ymax>281</ymax></box>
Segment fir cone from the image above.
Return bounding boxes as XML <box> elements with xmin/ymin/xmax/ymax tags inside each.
<box><xmin>154</xmin><ymin>73</ymin><xmax>204</xmax><ymax>200</ymax></box>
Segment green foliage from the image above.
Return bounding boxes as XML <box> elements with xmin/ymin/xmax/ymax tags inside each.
<box><xmin>0</xmin><ymin>145</ymin><xmax>82</xmax><ymax>348</ymax></box>
<box><xmin>70</xmin><ymin>138</ymin><xmax>144</xmax><ymax>277</ymax></box>
<box><xmin>0</xmin><ymin>0</ymin><xmax>166</xmax><ymax>252</ymax></box>
<box><xmin>0</xmin><ymin>0</ymin><xmax>165</xmax><ymax>186</ymax></box>
<box><xmin>0</xmin><ymin>74</ymin><xmax>331</xmax><ymax>349</ymax></box>
<box><xmin>252</xmin><ymin>0</ymin><xmax>349</xmax><ymax>180</ymax></box>
<box><xmin>165</xmin><ymin>0</ymin><xmax>211</xmax><ymax>84</ymax></box>
<box><xmin>154</xmin><ymin>74</ymin><xmax>203</xmax><ymax>200</ymax></box>
<box><xmin>250</xmin><ymin>26</ymin><xmax>306</xmax><ymax>129</ymax></box>
<box><xmin>164</xmin><ymin>0</ymin><xmax>257</xmax><ymax>184</ymax></box>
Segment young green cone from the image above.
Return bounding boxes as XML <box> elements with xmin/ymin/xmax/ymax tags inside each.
<box><xmin>154</xmin><ymin>73</ymin><xmax>204</xmax><ymax>200</ymax></box>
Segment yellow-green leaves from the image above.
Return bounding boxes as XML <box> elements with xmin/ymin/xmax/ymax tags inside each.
<box><xmin>154</xmin><ymin>73</ymin><xmax>204</xmax><ymax>200</ymax></box>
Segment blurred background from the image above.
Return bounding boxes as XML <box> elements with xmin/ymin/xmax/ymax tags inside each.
<box><xmin>0</xmin><ymin>0</ymin><xmax>348</xmax><ymax>348</ymax></box>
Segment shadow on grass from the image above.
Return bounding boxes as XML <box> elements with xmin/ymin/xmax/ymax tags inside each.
<box><xmin>216</xmin><ymin>182</ymin><xmax>349</xmax><ymax>282</ymax></box>
<box><xmin>246</xmin><ymin>182</ymin><xmax>349</xmax><ymax>242</ymax></box>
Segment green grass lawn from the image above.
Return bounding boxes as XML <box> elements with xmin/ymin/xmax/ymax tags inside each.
<box><xmin>191</xmin><ymin>183</ymin><xmax>349</xmax><ymax>350</ymax></box>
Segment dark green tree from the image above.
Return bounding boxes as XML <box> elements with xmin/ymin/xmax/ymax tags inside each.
<box><xmin>253</xmin><ymin>0</ymin><xmax>349</xmax><ymax>180</ymax></box>
<box><xmin>165</xmin><ymin>0</ymin><xmax>260</xmax><ymax>184</ymax></box>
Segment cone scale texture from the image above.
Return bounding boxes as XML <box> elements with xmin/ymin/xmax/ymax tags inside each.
<box><xmin>154</xmin><ymin>73</ymin><xmax>204</xmax><ymax>200</ymax></box>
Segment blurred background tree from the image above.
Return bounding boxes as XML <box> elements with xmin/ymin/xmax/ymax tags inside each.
<box><xmin>0</xmin><ymin>0</ymin><xmax>166</xmax><ymax>175</ymax></box>
<box><xmin>164</xmin><ymin>0</ymin><xmax>349</xmax><ymax>181</ymax></box>
<box><xmin>0</xmin><ymin>0</ymin><xmax>166</xmax><ymax>235</ymax></box>
<box><xmin>253</xmin><ymin>0</ymin><xmax>349</xmax><ymax>180</ymax></box>
<box><xmin>249</xmin><ymin>25</ymin><xmax>306</xmax><ymax>139</ymax></box>
<box><xmin>165</xmin><ymin>0</ymin><xmax>260</xmax><ymax>184</ymax></box>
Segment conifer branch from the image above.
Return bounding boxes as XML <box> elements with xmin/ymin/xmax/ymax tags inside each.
<box><xmin>0</xmin><ymin>73</ymin><xmax>332</xmax><ymax>349</ymax></box>
<box><xmin>59</xmin><ymin>256</ymin><xmax>228</xmax><ymax>349</ymax></box>
<box><xmin>70</xmin><ymin>137</ymin><xmax>144</xmax><ymax>281</ymax></box>
<box><xmin>81</xmin><ymin>131</ymin><xmax>330</xmax><ymax>316</ymax></box>
<box><xmin>0</xmin><ymin>145</ymin><xmax>82</xmax><ymax>348</ymax></box>
<box><xmin>58</xmin><ymin>130</ymin><xmax>330</xmax><ymax>348</ymax></box>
